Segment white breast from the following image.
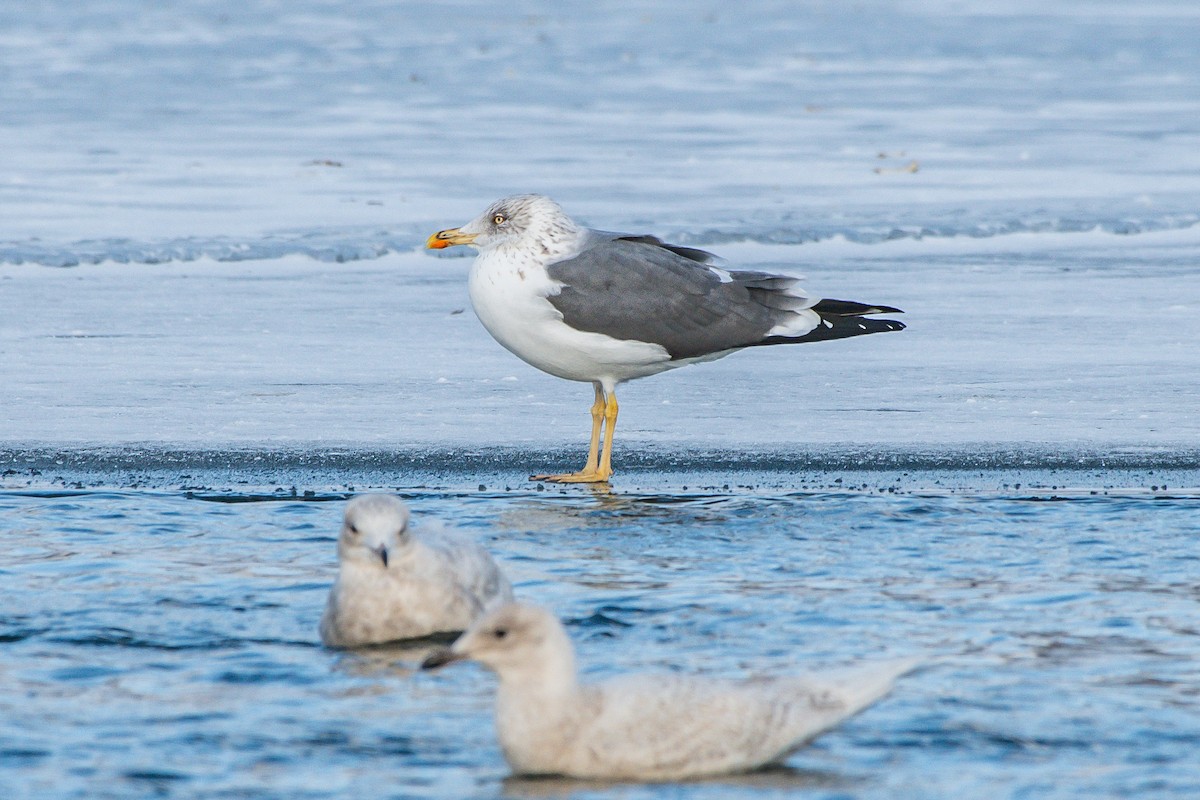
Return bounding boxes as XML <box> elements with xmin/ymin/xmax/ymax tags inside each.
<box><xmin>467</xmin><ymin>248</ymin><xmax>673</xmax><ymax>386</ymax></box>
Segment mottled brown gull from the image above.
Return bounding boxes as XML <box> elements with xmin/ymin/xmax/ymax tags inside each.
<box><xmin>421</xmin><ymin>602</ymin><xmax>914</xmax><ymax>781</ymax></box>
<box><xmin>427</xmin><ymin>194</ymin><xmax>904</xmax><ymax>484</ymax></box>
<box><xmin>319</xmin><ymin>494</ymin><xmax>513</xmax><ymax>648</ymax></box>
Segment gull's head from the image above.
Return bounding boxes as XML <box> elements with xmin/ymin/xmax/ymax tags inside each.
<box><xmin>421</xmin><ymin>602</ymin><xmax>575</xmax><ymax>679</ymax></box>
<box><xmin>338</xmin><ymin>494</ymin><xmax>411</xmax><ymax>569</ymax></box>
<box><xmin>426</xmin><ymin>194</ymin><xmax>582</xmax><ymax>257</ymax></box>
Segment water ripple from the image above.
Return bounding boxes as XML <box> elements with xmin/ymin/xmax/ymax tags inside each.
<box><xmin>1</xmin><ymin>481</ymin><xmax>1198</xmax><ymax>797</ymax></box>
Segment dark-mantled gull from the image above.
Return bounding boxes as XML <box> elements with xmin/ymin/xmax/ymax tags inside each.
<box><xmin>319</xmin><ymin>494</ymin><xmax>514</xmax><ymax>648</ymax></box>
<box><xmin>421</xmin><ymin>602</ymin><xmax>915</xmax><ymax>781</ymax></box>
<box><xmin>427</xmin><ymin>194</ymin><xmax>905</xmax><ymax>483</ymax></box>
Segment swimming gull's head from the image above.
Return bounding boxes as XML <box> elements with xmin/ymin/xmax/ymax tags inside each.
<box><xmin>338</xmin><ymin>493</ymin><xmax>411</xmax><ymax>569</ymax></box>
<box><xmin>426</xmin><ymin>194</ymin><xmax>582</xmax><ymax>257</ymax></box>
<box><xmin>420</xmin><ymin>602</ymin><xmax>576</xmax><ymax>681</ymax></box>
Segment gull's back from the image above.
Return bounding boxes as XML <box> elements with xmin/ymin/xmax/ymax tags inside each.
<box><xmin>420</xmin><ymin>524</ymin><xmax>514</xmax><ymax>610</ymax></box>
<box><xmin>518</xmin><ymin>661</ymin><xmax>913</xmax><ymax>780</ymax></box>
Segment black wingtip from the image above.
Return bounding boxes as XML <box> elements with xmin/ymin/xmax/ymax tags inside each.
<box><xmin>812</xmin><ymin>298</ymin><xmax>905</xmax><ymax>317</ymax></box>
<box><xmin>755</xmin><ymin>314</ymin><xmax>906</xmax><ymax>347</ymax></box>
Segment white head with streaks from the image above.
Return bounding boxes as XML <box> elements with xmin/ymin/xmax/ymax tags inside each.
<box><xmin>338</xmin><ymin>494</ymin><xmax>411</xmax><ymax>569</ymax></box>
<box><xmin>438</xmin><ymin>194</ymin><xmax>584</xmax><ymax>260</ymax></box>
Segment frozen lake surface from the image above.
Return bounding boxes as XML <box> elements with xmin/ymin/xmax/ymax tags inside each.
<box><xmin>2</xmin><ymin>0</ymin><xmax>1200</xmax><ymax>798</ymax></box>
<box><xmin>3</xmin><ymin>228</ymin><xmax>1200</xmax><ymax>453</ymax></box>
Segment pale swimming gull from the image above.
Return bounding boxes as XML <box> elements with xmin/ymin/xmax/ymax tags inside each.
<box><xmin>421</xmin><ymin>602</ymin><xmax>914</xmax><ymax>780</ymax></box>
<box><xmin>427</xmin><ymin>194</ymin><xmax>905</xmax><ymax>484</ymax></box>
<box><xmin>319</xmin><ymin>494</ymin><xmax>514</xmax><ymax>648</ymax></box>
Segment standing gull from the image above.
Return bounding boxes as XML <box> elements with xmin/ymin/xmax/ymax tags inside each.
<box><xmin>319</xmin><ymin>494</ymin><xmax>513</xmax><ymax>648</ymax></box>
<box><xmin>422</xmin><ymin>603</ymin><xmax>914</xmax><ymax>781</ymax></box>
<box><xmin>427</xmin><ymin>194</ymin><xmax>905</xmax><ymax>483</ymax></box>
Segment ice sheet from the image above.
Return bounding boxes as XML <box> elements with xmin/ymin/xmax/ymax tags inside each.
<box><xmin>1</xmin><ymin>0</ymin><xmax>1198</xmax><ymax>456</ymax></box>
<box><xmin>3</xmin><ymin>229</ymin><xmax>1198</xmax><ymax>453</ymax></box>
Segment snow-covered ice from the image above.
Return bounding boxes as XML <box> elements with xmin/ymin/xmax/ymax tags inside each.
<box><xmin>2</xmin><ymin>227</ymin><xmax>1197</xmax><ymax>454</ymax></box>
<box><xmin>1</xmin><ymin>1</ymin><xmax>1197</xmax><ymax>459</ymax></box>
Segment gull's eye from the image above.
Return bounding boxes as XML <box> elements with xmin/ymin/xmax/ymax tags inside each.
<box><xmin>347</xmin><ymin>524</ymin><xmax>359</xmax><ymax>535</ymax></box>
<box><xmin>493</xmin><ymin>628</ymin><xmax>508</xmax><ymax>640</ymax></box>
<box><xmin>492</xmin><ymin>213</ymin><xmax>507</xmax><ymax>225</ymax></box>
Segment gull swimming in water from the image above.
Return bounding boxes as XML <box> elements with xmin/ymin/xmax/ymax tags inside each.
<box><xmin>427</xmin><ymin>194</ymin><xmax>904</xmax><ymax>484</ymax></box>
<box><xmin>319</xmin><ymin>494</ymin><xmax>514</xmax><ymax>648</ymax></box>
<box><xmin>422</xmin><ymin>602</ymin><xmax>914</xmax><ymax>780</ymax></box>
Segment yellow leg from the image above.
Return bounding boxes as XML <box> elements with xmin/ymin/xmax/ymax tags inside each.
<box><xmin>596</xmin><ymin>391</ymin><xmax>618</xmax><ymax>480</ymax></box>
<box><xmin>532</xmin><ymin>385</ymin><xmax>617</xmax><ymax>484</ymax></box>
<box><xmin>581</xmin><ymin>384</ymin><xmax>604</xmax><ymax>473</ymax></box>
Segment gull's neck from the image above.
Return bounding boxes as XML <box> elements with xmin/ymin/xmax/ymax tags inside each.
<box><xmin>496</xmin><ymin>642</ymin><xmax>578</xmax><ymax>700</ymax></box>
<box><xmin>493</xmin><ymin>641</ymin><xmax>580</xmax><ymax>771</ymax></box>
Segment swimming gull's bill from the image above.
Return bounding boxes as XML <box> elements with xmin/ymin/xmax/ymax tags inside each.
<box><xmin>421</xmin><ymin>602</ymin><xmax>915</xmax><ymax>781</ymax></box>
<box><xmin>319</xmin><ymin>494</ymin><xmax>514</xmax><ymax>648</ymax></box>
<box><xmin>427</xmin><ymin>194</ymin><xmax>905</xmax><ymax>483</ymax></box>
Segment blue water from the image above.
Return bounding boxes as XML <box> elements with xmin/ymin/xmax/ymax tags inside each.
<box><xmin>2</xmin><ymin>462</ymin><xmax>1199</xmax><ymax>799</ymax></box>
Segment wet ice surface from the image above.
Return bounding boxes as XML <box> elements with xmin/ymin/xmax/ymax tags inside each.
<box><xmin>2</xmin><ymin>487</ymin><xmax>1199</xmax><ymax>799</ymax></box>
<box><xmin>3</xmin><ymin>0</ymin><xmax>1200</xmax><ymax>797</ymax></box>
<box><xmin>3</xmin><ymin>0</ymin><xmax>1200</xmax><ymax>451</ymax></box>
<box><xmin>3</xmin><ymin>229</ymin><xmax>1200</xmax><ymax>452</ymax></box>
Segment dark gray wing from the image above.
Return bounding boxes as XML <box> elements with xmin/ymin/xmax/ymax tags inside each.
<box><xmin>545</xmin><ymin>236</ymin><xmax>783</xmax><ymax>360</ymax></box>
<box><xmin>546</xmin><ymin>234</ymin><xmax>904</xmax><ymax>360</ymax></box>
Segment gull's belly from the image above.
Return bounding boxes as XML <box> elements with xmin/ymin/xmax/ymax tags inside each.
<box><xmin>468</xmin><ymin>255</ymin><xmax>672</xmax><ymax>385</ymax></box>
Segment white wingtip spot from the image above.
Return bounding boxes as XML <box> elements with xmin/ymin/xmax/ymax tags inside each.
<box><xmin>708</xmin><ymin>266</ymin><xmax>734</xmax><ymax>284</ymax></box>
